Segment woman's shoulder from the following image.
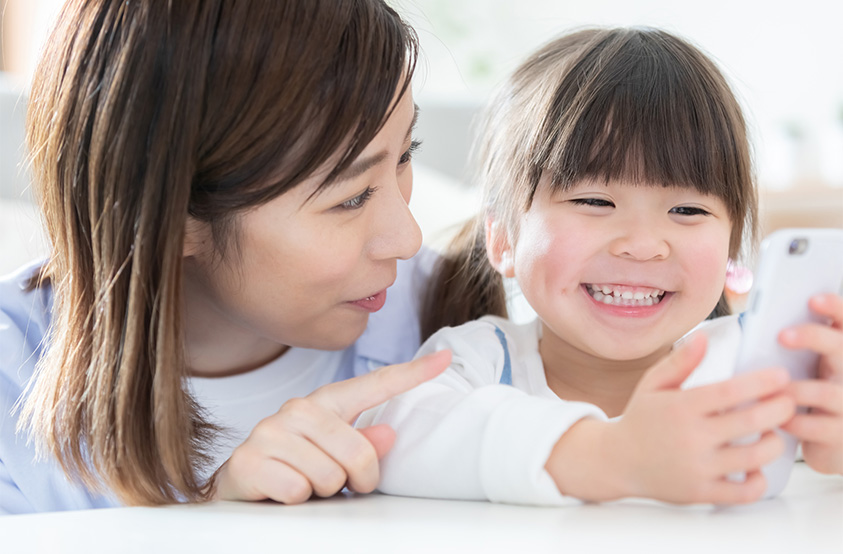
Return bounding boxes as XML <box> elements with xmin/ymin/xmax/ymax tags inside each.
<box><xmin>0</xmin><ymin>260</ymin><xmax>54</xmax><ymax>388</ymax></box>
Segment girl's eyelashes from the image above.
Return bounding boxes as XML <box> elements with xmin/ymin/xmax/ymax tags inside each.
<box><xmin>670</xmin><ymin>206</ymin><xmax>711</xmax><ymax>217</ymax></box>
<box><xmin>569</xmin><ymin>197</ymin><xmax>614</xmax><ymax>208</ymax></box>
<box><xmin>399</xmin><ymin>139</ymin><xmax>422</xmax><ymax>165</ymax></box>
<box><xmin>339</xmin><ymin>186</ymin><xmax>378</xmax><ymax>210</ymax></box>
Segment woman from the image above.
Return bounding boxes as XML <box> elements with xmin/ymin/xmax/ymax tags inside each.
<box><xmin>0</xmin><ymin>0</ymin><xmax>449</xmax><ymax>514</ymax></box>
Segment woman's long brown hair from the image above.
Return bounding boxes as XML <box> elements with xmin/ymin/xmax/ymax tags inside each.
<box><xmin>422</xmin><ymin>28</ymin><xmax>757</xmax><ymax>340</ymax></box>
<box><xmin>20</xmin><ymin>0</ymin><xmax>417</xmax><ymax>506</ymax></box>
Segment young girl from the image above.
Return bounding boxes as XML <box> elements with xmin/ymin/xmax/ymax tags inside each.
<box><xmin>358</xmin><ymin>27</ymin><xmax>843</xmax><ymax>505</ymax></box>
<box><xmin>0</xmin><ymin>0</ymin><xmax>452</xmax><ymax>514</ymax></box>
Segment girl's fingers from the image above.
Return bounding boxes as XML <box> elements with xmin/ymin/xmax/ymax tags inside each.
<box><xmin>780</xmin><ymin>413</ymin><xmax>843</xmax><ymax>445</ymax></box>
<box><xmin>786</xmin><ymin>380</ymin><xmax>843</xmax><ymax>415</ymax></box>
<box><xmin>779</xmin><ymin>324</ymin><xmax>843</xmax><ymax>365</ymax></box>
<box><xmin>709</xmin><ymin>394</ymin><xmax>795</xmax><ymax>442</ymax></box>
<box><xmin>689</xmin><ymin>368</ymin><xmax>790</xmax><ymax>414</ymax></box>
<box><xmin>810</xmin><ymin>294</ymin><xmax>843</xmax><ymax>328</ymax></box>
<box><xmin>714</xmin><ymin>430</ymin><xmax>785</xmax><ymax>475</ymax></box>
<box><xmin>636</xmin><ymin>332</ymin><xmax>707</xmax><ymax>392</ymax></box>
<box><xmin>704</xmin><ymin>470</ymin><xmax>768</xmax><ymax>505</ymax></box>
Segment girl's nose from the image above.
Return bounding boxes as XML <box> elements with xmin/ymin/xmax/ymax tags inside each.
<box><xmin>608</xmin><ymin>221</ymin><xmax>670</xmax><ymax>261</ymax></box>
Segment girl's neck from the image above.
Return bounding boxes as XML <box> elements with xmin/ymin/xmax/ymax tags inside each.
<box><xmin>538</xmin><ymin>323</ymin><xmax>670</xmax><ymax>418</ymax></box>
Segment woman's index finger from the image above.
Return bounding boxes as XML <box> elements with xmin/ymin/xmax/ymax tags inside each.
<box><xmin>309</xmin><ymin>350</ymin><xmax>452</xmax><ymax>422</ymax></box>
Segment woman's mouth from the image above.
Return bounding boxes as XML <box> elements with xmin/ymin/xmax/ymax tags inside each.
<box><xmin>584</xmin><ymin>283</ymin><xmax>666</xmax><ymax>307</ymax></box>
<box><xmin>348</xmin><ymin>289</ymin><xmax>388</xmax><ymax>312</ymax></box>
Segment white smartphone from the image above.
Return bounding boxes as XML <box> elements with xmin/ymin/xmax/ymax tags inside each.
<box><xmin>731</xmin><ymin>228</ymin><xmax>843</xmax><ymax>498</ymax></box>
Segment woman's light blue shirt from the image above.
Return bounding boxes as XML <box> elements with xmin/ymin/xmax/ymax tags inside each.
<box><xmin>0</xmin><ymin>250</ymin><xmax>436</xmax><ymax>514</ymax></box>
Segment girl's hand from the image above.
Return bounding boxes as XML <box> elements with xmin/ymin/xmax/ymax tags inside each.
<box><xmin>211</xmin><ymin>350</ymin><xmax>451</xmax><ymax>504</ymax></box>
<box><xmin>779</xmin><ymin>293</ymin><xmax>843</xmax><ymax>474</ymax></box>
<box><xmin>546</xmin><ymin>333</ymin><xmax>795</xmax><ymax>505</ymax></box>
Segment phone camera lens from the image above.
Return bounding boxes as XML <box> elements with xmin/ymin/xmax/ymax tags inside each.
<box><xmin>788</xmin><ymin>238</ymin><xmax>808</xmax><ymax>255</ymax></box>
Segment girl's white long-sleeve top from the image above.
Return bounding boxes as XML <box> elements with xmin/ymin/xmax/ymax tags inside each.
<box><xmin>357</xmin><ymin>314</ymin><xmax>741</xmax><ymax>506</ymax></box>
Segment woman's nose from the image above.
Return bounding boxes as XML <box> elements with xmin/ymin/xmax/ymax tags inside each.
<box><xmin>370</xmin><ymin>178</ymin><xmax>423</xmax><ymax>261</ymax></box>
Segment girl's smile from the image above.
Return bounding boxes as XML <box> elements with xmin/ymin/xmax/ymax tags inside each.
<box><xmin>584</xmin><ymin>283</ymin><xmax>666</xmax><ymax>307</ymax></box>
<box><xmin>505</xmin><ymin>176</ymin><xmax>732</xmax><ymax>365</ymax></box>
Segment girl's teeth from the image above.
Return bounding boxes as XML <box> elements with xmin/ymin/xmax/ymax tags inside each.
<box><xmin>587</xmin><ymin>284</ymin><xmax>664</xmax><ymax>306</ymax></box>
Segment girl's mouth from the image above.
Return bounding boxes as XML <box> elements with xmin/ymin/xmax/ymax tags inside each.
<box><xmin>584</xmin><ymin>283</ymin><xmax>666</xmax><ymax>307</ymax></box>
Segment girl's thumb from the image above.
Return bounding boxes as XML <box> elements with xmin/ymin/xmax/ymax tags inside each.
<box><xmin>637</xmin><ymin>332</ymin><xmax>708</xmax><ymax>392</ymax></box>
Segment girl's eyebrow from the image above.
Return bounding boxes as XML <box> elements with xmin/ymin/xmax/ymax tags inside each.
<box><xmin>335</xmin><ymin>104</ymin><xmax>419</xmax><ymax>184</ymax></box>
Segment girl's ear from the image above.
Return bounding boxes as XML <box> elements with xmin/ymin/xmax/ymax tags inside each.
<box><xmin>183</xmin><ymin>217</ymin><xmax>211</xmax><ymax>258</ymax></box>
<box><xmin>485</xmin><ymin>218</ymin><xmax>516</xmax><ymax>278</ymax></box>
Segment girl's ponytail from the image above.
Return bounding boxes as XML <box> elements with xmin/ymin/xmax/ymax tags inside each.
<box><xmin>421</xmin><ymin>216</ymin><xmax>507</xmax><ymax>341</ymax></box>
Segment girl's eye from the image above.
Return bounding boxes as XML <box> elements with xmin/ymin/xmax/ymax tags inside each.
<box><xmin>670</xmin><ymin>206</ymin><xmax>711</xmax><ymax>217</ymax></box>
<box><xmin>570</xmin><ymin>198</ymin><xmax>614</xmax><ymax>208</ymax></box>
<box><xmin>399</xmin><ymin>139</ymin><xmax>422</xmax><ymax>165</ymax></box>
<box><xmin>339</xmin><ymin>186</ymin><xmax>377</xmax><ymax>210</ymax></box>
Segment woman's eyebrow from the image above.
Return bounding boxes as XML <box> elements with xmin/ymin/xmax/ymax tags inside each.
<box><xmin>335</xmin><ymin>104</ymin><xmax>419</xmax><ymax>183</ymax></box>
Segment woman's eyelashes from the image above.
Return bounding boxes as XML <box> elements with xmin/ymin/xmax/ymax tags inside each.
<box><xmin>399</xmin><ymin>139</ymin><xmax>422</xmax><ymax>165</ymax></box>
<box><xmin>336</xmin><ymin>140</ymin><xmax>420</xmax><ymax>211</ymax></box>
<box><xmin>339</xmin><ymin>186</ymin><xmax>378</xmax><ymax>210</ymax></box>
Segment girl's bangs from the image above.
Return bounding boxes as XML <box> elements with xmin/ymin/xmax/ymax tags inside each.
<box><xmin>538</xmin><ymin>29</ymin><xmax>746</xmax><ymax>208</ymax></box>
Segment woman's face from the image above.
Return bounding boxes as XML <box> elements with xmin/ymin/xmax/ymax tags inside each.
<box><xmin>182</xmin><ymin>88</ymin><xmax>421</xmax><ymax>375</ymax></box>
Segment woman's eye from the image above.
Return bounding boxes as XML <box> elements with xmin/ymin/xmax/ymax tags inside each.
<box><xmin>570</xmin><ymin>198</ymin><xmax>614</xmax><ymax>208</ymax></box>
<box><xmin>670</xmin><ymin>206</ymin><xmax>711</xmax><ymax>217</ymax></box>
<box><xmin>339</xmin><ymin>187</ymin><xmax>377</xmax><ymax>210</ymax></box>
<box><xmin>399</xmin><ymin>139</ymin><xmax>422</xmax><ymax>165</ymax></box>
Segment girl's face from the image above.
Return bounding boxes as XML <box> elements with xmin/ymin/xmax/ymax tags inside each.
<box><xmin>510</xmin><ymin>176</ymin><xmax>732</xmax><ymax>363</ymax></box>
<box><xmin>182</xmin><ymin>89</ymin><xmax>421</xmax><ymax>374</ymax></box>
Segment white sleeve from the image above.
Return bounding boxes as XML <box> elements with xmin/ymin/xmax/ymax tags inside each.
<box><xmin>356</xmin><ymin>321</ymin><xmax>606</xmax><ymax>506</ymax></box>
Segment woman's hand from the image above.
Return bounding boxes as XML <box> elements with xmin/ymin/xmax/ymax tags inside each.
<box><xmin>546</xmin><ymin>333</ymin><xmax>795</xmax><ymax>505</ymax></box>
<box><xmin>211</xmin><ymin>350</ymin><xmax>452</xmax><ymax>504</ymax></box>
<box><xmin>779</xmin><ymin>293</ymin><xmax>843</xmax><ymax>474</ymax></box>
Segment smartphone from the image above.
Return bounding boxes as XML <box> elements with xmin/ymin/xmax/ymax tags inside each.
<box><xmin>731</xmin><ymin>228</ymin><xmax>843</xmax><ymax>498</ymax></box>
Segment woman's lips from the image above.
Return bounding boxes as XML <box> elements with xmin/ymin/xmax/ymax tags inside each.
<box><xmin>348</xmin><ymin>289</ymin><xmax>387</xmax><ymax>312</ymax></box>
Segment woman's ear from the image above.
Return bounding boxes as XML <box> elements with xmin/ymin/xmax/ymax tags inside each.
<box><xmin>183</xmin><ymin>217</ymin><xmax>211</xmax><ymax>258</ymax></box>
<box><xmin>485</xmin><ymin>218</ymin><xmax>515</xmax><ymax>278</ymax></box>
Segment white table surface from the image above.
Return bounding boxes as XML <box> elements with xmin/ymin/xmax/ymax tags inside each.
<box><xmin>1</xmin><ymin>464</ymin><xmax>840</xmax><ymax>554</ymax></box>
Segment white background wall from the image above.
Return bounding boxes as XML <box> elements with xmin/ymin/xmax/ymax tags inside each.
<box><xmin>2</xmin><ymin>0</ymin><xmax>841</xmax><ymax>273</ymax></box>
<box><xmin>397</xmin><ymin>0</ymin><xmax>843</xmax><ymax>190</ymax></box>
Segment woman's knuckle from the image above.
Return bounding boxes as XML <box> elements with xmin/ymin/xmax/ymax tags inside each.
<box><xmin>279</xmin><ymin>476</ymin><xmax>313</xmax><ymax>504</ymax></box>
<box><xmin>281</xmin><ymin>397</ymin><xmax>312</xmax><ymax>416</ymax></box>
<box><xmin>318</xmin><ymin>468</ymin><xmax>348</xmax><ymax>495</ymax></box>
<box><xmin>345</xmin><ymin>443</ymin><xmax>377</xmax><ymax>474</ymax></box>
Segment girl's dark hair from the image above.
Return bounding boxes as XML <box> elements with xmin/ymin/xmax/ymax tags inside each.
<box><xmin>21</xmin><ymin>0</ymin><xmax>417</xmax><ymax>506</ymax></box>
<box><xmin>422</xmin><ymin>27</ymin><xmax>756</xmax><ymax>340</ymax></box>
